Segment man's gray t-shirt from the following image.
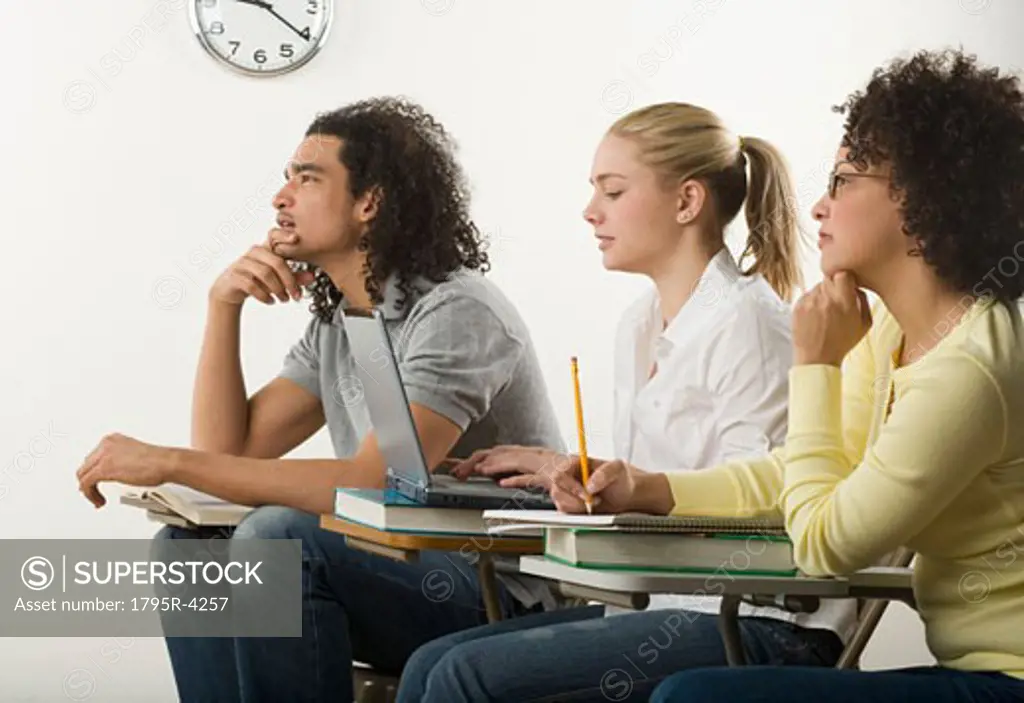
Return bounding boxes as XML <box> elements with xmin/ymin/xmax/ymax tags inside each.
<box><xmin>278</xmin><ymin>269</ymin><xmax>565</xmax><ymax>608</ymax></box>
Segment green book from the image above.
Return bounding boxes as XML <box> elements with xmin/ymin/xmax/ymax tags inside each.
<box><xmin>543</xmin><ymin>528</ymin><xmax>798</xmax><ymax>576</ymax></box>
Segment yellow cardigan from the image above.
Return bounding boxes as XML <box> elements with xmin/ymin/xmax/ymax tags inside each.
<box><xmin>664</xmin><ymin>297</ymin><xmax>1024</xmax><ymax>678</ymax></box>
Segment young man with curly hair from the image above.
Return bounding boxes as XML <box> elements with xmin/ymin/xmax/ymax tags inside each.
<box><xmin>551</xmin><ymin>49</ymin><xmax>1024</xmax><ymax>703</ymax></box>
<box><xmin>74</xmin><ymin>97</ymin><xmax>565</xmax><ymax>701</ymax></box>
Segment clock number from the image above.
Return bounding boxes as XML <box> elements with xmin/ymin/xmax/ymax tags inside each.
<box><xmin>209</xmin><ymin>21</ymin><xmax>225</xmax><ymax>35</ymax></box>
<box><xmin>253</xmin><ymin>49</ymin><xmax>267</xmax><ymax>64</ymax></box>
<box><xmin>228</xmin><ymin>40</ymin><xmax>241</xmax><ymax>57</ymax></box>
<box><xmin>299</xmin><ymin>27</ymin><xmax>311</xmax><ymax>40</ymax></box>
<box><xmin>280</xmin><ymin>43</ymin><xmax>295</xmax><ymax>59</ymax></box>
<box><xmin>306</xmin><ymin>0</ymin><xmax>319</xmax><ymax>14</ymax></box>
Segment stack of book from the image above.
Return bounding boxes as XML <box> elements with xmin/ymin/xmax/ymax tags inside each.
<box><xmin>333</xmin><ymin>488</ymin><xmax>529</xmax><ymax>536</ymax></box>
<box><xmin>483</xmin><ymin>510</ymin><xmax>796</xmax><ymax>576</ymax></box>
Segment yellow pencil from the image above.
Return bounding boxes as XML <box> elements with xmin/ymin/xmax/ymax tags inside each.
<box><xmin>570</xmin><ymin>356</ymin><xmax>593</xmax><ymax>514</ymax></box>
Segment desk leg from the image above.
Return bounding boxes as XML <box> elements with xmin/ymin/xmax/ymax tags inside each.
<box><xmin>343</xmin><ymin>536</ymin><xmax>417</xmax><ymax>563</ymax></box>
<box><xmin>718</xmin><ymin>594</ymin><xmax>746</xmax><ymax>666</ymax></box>
<box><xmin>477</xmin><ymin>553</ymin><xmax>503</xmax><ymax>624</ymax></box>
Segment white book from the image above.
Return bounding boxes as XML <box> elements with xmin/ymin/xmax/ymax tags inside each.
<box><xmin>120</xmin><ymin>485</ymin><xmax>252</xmax><ymax>527</ymax></box>
<box><xmin>483</xmin><ymin>510</ymin><xmax>786</xmax><ymax>535</ymax></box>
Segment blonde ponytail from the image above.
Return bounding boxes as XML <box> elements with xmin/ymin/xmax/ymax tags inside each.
<box><xmin>610</xmin><ymin>104</ymin><xmax>803</xmax><ymax>301</ymax></box>
<box><xmin>737</xmin><ymin>136</ymin><xmax>802</xmax><ymax>301</ymax></box>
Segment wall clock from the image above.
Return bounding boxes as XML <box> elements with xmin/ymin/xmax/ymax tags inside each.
<box><xmin>189</xmin><ymin>0</ymin><xmax>333</xmax><ymax>77</ymax></box>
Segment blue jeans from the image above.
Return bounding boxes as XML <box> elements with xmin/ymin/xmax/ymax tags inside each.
<box><xmin>651</xmin><ymin>665</ymin><xmax>1024</xmax><ymax>702</ymax></box>
<box><xmin>153</xmin><ymin>506</ymin><xmax>534</xmax><ymax>703</ymax></box>
<box><xmin>398</xmin><ymin>602</ymin><xmax>844</xmax><ymax>702</ymax></box>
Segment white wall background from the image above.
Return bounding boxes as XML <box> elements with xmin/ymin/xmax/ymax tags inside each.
<box><xmin>2</xmin><ymin>0</ymin><xmax>1021</xmax><ymax>699</ymax></box>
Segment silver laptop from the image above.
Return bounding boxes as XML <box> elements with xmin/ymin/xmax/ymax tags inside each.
<box><xmin>342</xmin><ymin>307</ymin><xmax>554</xmax><ymax>510</ymax></box>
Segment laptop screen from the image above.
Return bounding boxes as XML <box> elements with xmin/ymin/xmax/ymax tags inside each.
<box><xmin>342</xmin><ymin>308</ymin><xmax>432</xmax><ymax>492</ymax></box>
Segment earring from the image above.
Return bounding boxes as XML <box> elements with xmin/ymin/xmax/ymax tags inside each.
<box><xmin>678</xmin><ymin>212</ymin><xmax>692</xmax><ymax>224</ymax></box>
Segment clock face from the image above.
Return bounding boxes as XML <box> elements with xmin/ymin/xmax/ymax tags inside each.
<box><xmin>189</xmin><ymin>0</ymin><xmax>333</xmax><ymax>76</ymax></box>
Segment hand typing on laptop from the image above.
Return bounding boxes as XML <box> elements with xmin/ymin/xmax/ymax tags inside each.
<box><xmin>452</xmin><ymin>446</ymin><xmax>609</xmax><ymax>493</ymax></box>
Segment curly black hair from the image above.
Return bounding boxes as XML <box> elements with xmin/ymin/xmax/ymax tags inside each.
<box><xmin>300</xmin><ymin>96</ymin><xmax>490</xmax><ymax>322</ymax></box>
<box><xmin>833</xmin><ymin>48</ymin><xmax>1024</xmax><ymax>302</ymax></box>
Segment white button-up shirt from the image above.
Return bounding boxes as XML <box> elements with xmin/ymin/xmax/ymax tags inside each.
<box><xmin>610</xmin><ymin>248</ymin><xmax>858</xmax><ymax>639</ymax></box>
<box><xmin>613</xmin><ymin>248</ymin><xmax>791</xmax><ymax>474</ymax></box>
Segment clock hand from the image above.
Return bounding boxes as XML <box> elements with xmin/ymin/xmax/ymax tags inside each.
<box><xmin>267</xmin><ymin>6</ymin><xmax>311</xmax><ymax>41</ymax></box>
<box><xmin>235</xmin><ymin>0</ymin><xmax>310</xmax><ymax>41</ymax></box>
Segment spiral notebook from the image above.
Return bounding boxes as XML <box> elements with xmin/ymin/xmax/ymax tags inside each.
<box><xmin>483</xmin><ymin>510</ymin><xmax>786</xmax><ymax>535</ymax></box>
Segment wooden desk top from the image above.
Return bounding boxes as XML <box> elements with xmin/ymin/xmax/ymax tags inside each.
<box><xmin>320</xmin><ymin>515</ymin><xmax>544</xmax><ymax>554</ymax></box>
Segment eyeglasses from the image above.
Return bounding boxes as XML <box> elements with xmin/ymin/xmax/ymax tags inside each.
<box><xmin>828</xmin><ymin>169</ymin><xmax>888</xmax><ymax>199</ymax></box>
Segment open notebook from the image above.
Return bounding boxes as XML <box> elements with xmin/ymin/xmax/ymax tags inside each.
<box><xmin>120</xmin><ymin>485</ymin><xmax>252</xmax><ymax>527</ymax></box>
<box><xmin>483</xmin><ymin>510</ymin><xmax>787</xmax><ymax>535</ymax></box>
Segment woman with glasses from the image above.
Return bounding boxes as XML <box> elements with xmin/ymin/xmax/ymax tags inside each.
<box><xmin>547</xmin><ymin>49</ymin><xmax>1024</xmax><ymax>703</ymax></box>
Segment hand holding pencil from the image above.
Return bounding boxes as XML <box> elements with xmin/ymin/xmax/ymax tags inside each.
<box><xmin>548</xmin><ymin>458</ymin><xmax>666</xmax><ymax>514</ymax></box>
<box><xmin>570</xmin><ymin>356</ymin><xmax>593</xmax><ymax>514</ymax></box>
<box><xmin>555</xmin><ymin>356</ymin><xmax>672</xmax><ymax>515</ymax></box>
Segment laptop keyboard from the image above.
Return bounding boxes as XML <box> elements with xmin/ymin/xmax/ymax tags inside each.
<box><xmin>432</xmin><ymin>474</ymin><xmax>546</xmax><ymax>496</ymax></box>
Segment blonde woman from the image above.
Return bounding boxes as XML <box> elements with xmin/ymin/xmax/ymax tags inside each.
<box><xmin>396</xmin><ymin>104</ymin><xmax>856</xmax><ymax>702</ymax></box>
